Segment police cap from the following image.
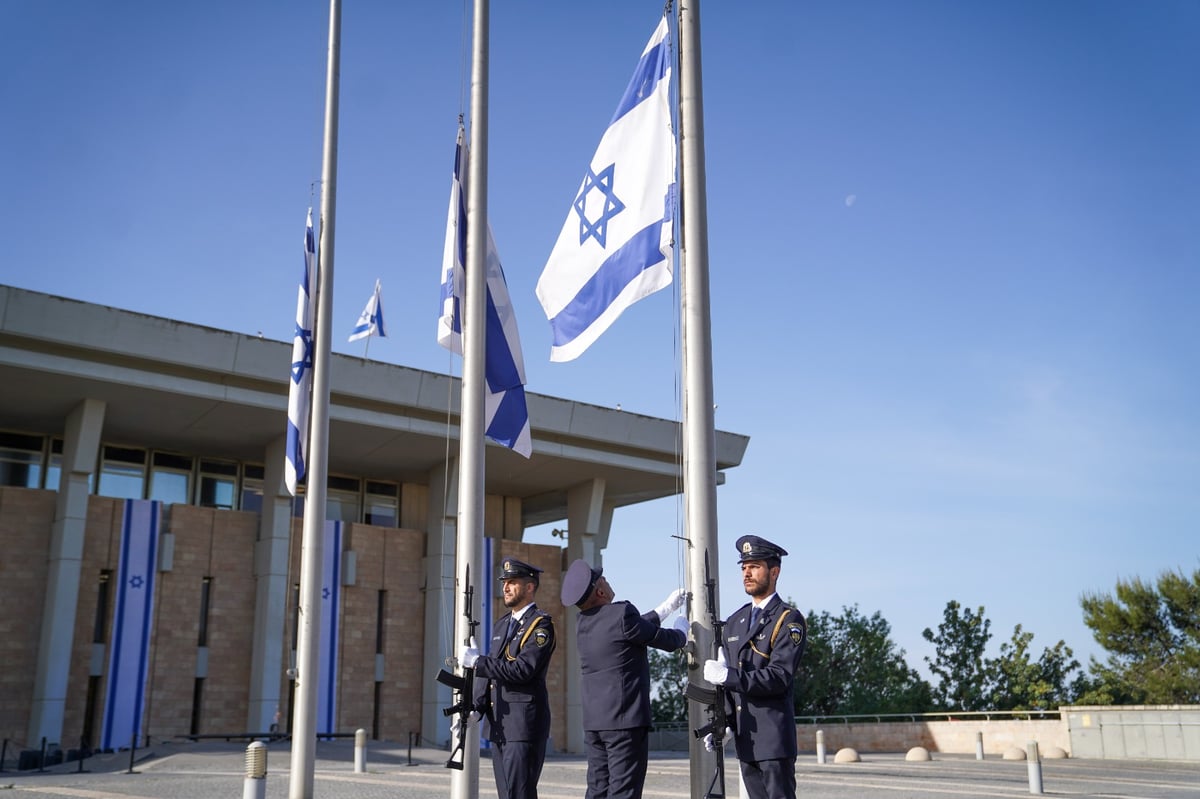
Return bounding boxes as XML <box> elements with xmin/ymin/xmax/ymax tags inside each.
<box><xmin>735</xmin><ymin>534</ymin><xmax>788</xmax><ymax>564</ymax></box>
<box><xmin>498</xmin><ymin>558</ymin><xmax>542</xmax><ymax>584</ymax></box>
<box><xmin>561</xmin><ymin>558</ymin><xmax>603</xmax><ymax>607</ymax></box>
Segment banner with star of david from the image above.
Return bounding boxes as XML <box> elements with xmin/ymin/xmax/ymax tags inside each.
<box><xmin>285</xmin><ymin>208</ymin><xmax>318</xmax><ymax>495</ymax></box>
<box><xmin>317</xmin><ymin>519</ymin><xmax>342</xmax><ymax>737</ymax></box>
<box><xmin>100</xmin><ymin>499</ymin><xmax>161</xmax><ymax>751</ymax></box>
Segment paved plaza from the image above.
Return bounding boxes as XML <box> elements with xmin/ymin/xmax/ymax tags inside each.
<box><xmin>3</xmin><ymin>739</ymin><xmax>1199</xmax><ymax>798</ymax></box>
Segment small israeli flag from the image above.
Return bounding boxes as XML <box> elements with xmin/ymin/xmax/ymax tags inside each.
<box><xmin>348</xmin><ymin>279</ymin><xmax>386</xmax><ymax>342</ymax></box>
<box><xmin>439</xmin><ymin>124</ymin><xmax>533</xmax><ymax>457</ymax></box>
<box><xmin>536</xmin><ymin>16</ymin><xmax>676</xmax><ymax>362</ymax></box>
<box><xmin>285</xmin><ymin>209</ymin><xmax>317</xmax><ymax>496</ymax></box>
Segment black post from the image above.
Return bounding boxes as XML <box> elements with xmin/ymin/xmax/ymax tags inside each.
<box><xmin>126</xmin><ymin>731</ymin><xmax>136</xmax><ymax>774</ymax></box>
<box><xmin>1</xmin><ymin>737</ymin><xmax>7</xmax><ymax>772</ymax></box>
<box><xmin>39</xmin><ymin>737</ymin><xmax>47</xmax><ymax>772</ymax></box>
<box><xmin>77</xmin><ymin>736</ymin><xmax>86</xmax><ymax>773</ymax></box>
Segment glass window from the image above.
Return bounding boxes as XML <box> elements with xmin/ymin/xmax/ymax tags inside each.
<box><xmin>327</xmin><ymin>475</ymin><xmax>360</xmax><ymax>523</ymax></box>
<box><xmin>364</xmin><ymin>480</ymin><xmax>398</xmax><ymax>527</ymax></box>
<box><xmin>242</xmin><ymin>464</ymin><xmax>264</xmax><ymax>514</ymax></box>
<box><xmin>0</xmin><ymin>431</ymin><xmax>44</xmax><ymax>488</ymax></box>
<box><xmin>44</xmin><ymin>438</ymin><xmax>63</xmax><ymax>490</ymax></box>
<box><xmin>198</xmin><ymin>460</ymin><xmax>237</xmax><ymax>509</ymax></box>
<box><xmin>98</xmin><ymin>445</ymin><xmax>146</xmax><ymax>500</ymax></box>
<box><xmin>149</xmin><ymin>452</ymin><xmax>191</xmax><ymax>505</ymax></box>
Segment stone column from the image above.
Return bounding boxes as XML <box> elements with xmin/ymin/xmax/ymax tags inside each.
<box><xmin>28</xmin><ymin>398</ymin><xmax>105</xmax><ymax>746</ymax></box>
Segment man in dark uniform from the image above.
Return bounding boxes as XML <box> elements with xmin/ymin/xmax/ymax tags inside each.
<box><xmin>702</xmin><ymin>535</ymin><xmax>806</xmax><ymax>799</ymax></box>
<box><xmin>561</xmin><ymin>559</ymin><xmax>688</xmax><ymax>799</ymax></box>
<box><xmin>461</xmin><ymin>558</ymin><xmax>556</xmax><ymax>799</ymax></box>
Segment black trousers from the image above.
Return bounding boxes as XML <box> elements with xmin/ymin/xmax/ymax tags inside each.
<box><xmin>739</xmin><ymin>756</ymin><xmax>797</xmax><ymax>799</ymax></box>
<box><xmin>584</xmin><ymin>727</ymin><xmax>649</xmax><ymax>799</ymax></box>
<box><xmin>491</xmin><ymin>738</ymin><xmax>548</xmax><ymax>799</ymax></box>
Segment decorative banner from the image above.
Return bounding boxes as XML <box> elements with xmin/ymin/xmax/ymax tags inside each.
<box><xmin>318</xmin><ymin>520</ymin><xmax>342</xmax><ymax>737</ymax></box>
<box><xmin>100</xmin><ymin>499</ymin><xmax>161</xmax><ymax>751</ymax></box>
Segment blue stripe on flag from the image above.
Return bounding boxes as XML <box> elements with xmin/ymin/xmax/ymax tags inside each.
<box><xmin>546</xmin><ymin>219</ymin><xmax>670</xmax><ymax>347</ymax></box>
<box><xmin>319</xmin><ymin>520</ymin><xmax>341</xmax><ymax>737</ymax></box>
<box><xmin>610</xmin><ymin>37</ymin><xmax>670</xmax><ymax>126</ymax></box>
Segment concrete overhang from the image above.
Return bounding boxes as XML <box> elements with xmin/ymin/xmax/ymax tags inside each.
<box><xmin>0</xmin><ymin>286</ymin><xmax>749</xmax><ymax>528</ymax></box>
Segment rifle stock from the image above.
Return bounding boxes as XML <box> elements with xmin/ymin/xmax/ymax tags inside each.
<box><xmin>440</xmin><ymin>564</ymin><xmax>480</xmax><ymax>770</ymax></box>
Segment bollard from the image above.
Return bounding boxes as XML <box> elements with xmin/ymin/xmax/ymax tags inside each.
<box><xmin>407</xmin><ymin>731</ymin><xmax>418</xmax><ymax>767</ymax></box>
<box><xmin>816</xmin><ymin>729</ymin><xmax>826</xmax><ymax>765</ymax></box>
<box><xmin>1</xmin><ymin>737</ymin><xmax>8</xmax><ymax>772</ymax></box>
<box><xmin>976</xmin><ymin>730</ymin><xmax>984</xmax><ymax>760</ymax></box>
<box><xmin>1026</xmin><ymin>740</ymin><xmax>1043</xmax><ymax>795</ymax></box>
<box><xmin>39</xmin><ymin>737</ymin><xmax>47</xmax><ymax>772</ymax></box>
<box><xmin>354</xmin><ymin>728</ymin><xmax>366</xmax><ymax>773</ymax></box>
<box><xmin>127</xmin><ymin>732</ymin><xmax>137</xmax><ymax>774</ymax></box>
<box><xmin>243</xmin><ymin>741</ymin><xmax>267</xmax><ymax>799</ymax></box>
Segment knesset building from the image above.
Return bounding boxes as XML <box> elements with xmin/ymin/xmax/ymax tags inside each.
<box><xmin>0</xmin><ymin>285</ymin><xmax>747</xmax><ymax>755</ymax></box>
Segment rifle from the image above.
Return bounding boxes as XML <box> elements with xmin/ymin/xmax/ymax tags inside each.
<box><xmin>436</xmin><ymin>563</ymin><xmax>480</xmax><ymax>770</ymax></box>
<box><xmin>684</xmin><ymin>548</ymin><xmax>728</xmax><ymax>799</ymax></box>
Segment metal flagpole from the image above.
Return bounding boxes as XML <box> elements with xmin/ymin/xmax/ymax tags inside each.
<box><xmin>450</xmin><ymin>0</ymin><xmax>489</xmax><ymax>796</ymax></box>
<box><xmin>289</xmin><ymin>0</ymin><xmax>341</xmax><ymax>796</ymax></box>
<box><xmin>676</xmin><ymin>2</ymin><xmax>725</xmax><ymax>798</ymax></box>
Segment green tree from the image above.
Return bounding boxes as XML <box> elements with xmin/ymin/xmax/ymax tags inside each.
<box><xmin>648</xmin><ymin>648</ymin><xmax>689</xmax><ymax>722</ymax></box>
<box><xmin>795</xmin><ymin>605</ymin><xmax>933</xmax><ymax>716</ymax></box>
<box><xmin>1079</xmin><ymin>568</ymin><xmax>1200</xmax><ymax>704</ymax></box>
<box><xmin>988</xmin><ymin>624</ymin><xmax>1080</xmax><ymax>710</ymax></box>
<box><xmin>923</xmin><ymin>600</ymin><xmax>992</xmax><ymax>710</ymax></box>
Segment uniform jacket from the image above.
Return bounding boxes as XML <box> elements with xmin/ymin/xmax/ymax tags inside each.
<box><xmin>718</xmin><ymin>595</ymin><xmax>807</xmax><ymax>762</ymax></box>
<box><xmin>472</xmin><ymin>603</ymin><xmax>556</xmax><ymax>744</ymax></box>
<box><xmin>577</xmin><ymin>600</ymin><xmax>686</xmax><ymax>732</ymax></box>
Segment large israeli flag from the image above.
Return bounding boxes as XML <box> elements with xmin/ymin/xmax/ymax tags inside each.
<box><xmin>318</xmin><ymin>520</ymin><xmax>342</xmax><ymax>737</ymax></box>
<box><xmin>348</xmin><ymin>279</ymin><xmax>385</xmax><ymax>342</ymax></box>
<box><xmin>536</xmin><ymin>17</ymin><xmax>676</xmax><ymax>362</ymax></box>
<box><xmin>285</xmin><ymin>209</ymin><xmax>317</xmax><ymax>495</ymax></box>
<box><xmin>438</xmin><ymin>124</ymin><xmax>533</xmax><ymax>458</ymax></box>
<box><xmin>100</xmin><ymin>499</ymin><xmax>161</xmax><ymax>751</ymax></box>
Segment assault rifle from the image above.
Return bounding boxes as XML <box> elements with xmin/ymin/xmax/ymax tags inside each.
<box><xmin>436</xmin><ymin>563</ymin><xmax>480</xmax><ymax>770</ymax></box>
<box><xmin>685</xmin><ymin>548</ymin><xmax>728</xmax><ymax>799</ymax></box>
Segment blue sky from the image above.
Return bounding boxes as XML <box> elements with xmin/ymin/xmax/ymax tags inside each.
<box><xmin>4</xmin><ymin>0</ymin><xmax>1197</xmax><ymax>682</ymax></box>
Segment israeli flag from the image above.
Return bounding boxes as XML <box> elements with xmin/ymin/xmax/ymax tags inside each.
<box><xmin>438</xmin><ymin>124</ymin><xmax>533</xmax><ymax>458</ymax></box>
<box><xmin>100</xmin><ymin>500</ymin><xmax>161</xmax><ymax>751</ymax></box>
<box><xmin>348</xmin><ymin>279</ymin><xmax>386</xmax><ymax>342</ymax></box>
<box><xmin>285</xmin><ymin>209</ymin><xmax>317</xmax><ymax>496</ymax></box>
<box><xmin>536</xmin><ymin>16</ymin><xmax>676</xmax><ymax>362</ymax></box>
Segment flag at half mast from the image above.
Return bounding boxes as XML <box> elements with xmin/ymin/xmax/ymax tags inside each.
<box><xmin>348</xmin><ymin>279</ymin><xmax>386</xmax><ymax>341</ymax></box>
<box><xmin>438</xmin><ymin>124</ymin><xmax>532</xmax><ymax>458</ymax></box>
<box><xmin>285</xmin><ymin>208</ymin><xmax>317</xmax><ymax>495</ymax></box>
<box><xmin>536</xmin><ymin>16</ymin><xmax>676</xmax><ymax>362</ymax></box>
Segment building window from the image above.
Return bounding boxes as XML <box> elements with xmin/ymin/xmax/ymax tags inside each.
<box><xmin>365</xmin><ymin>481</ymin><xmax>398</xmax><ymax>527</ymax></box>
<box><xmin>98</xmin><ymin>445</ymin><xmax>146</xmax><ymax>499</ymax></box>
<box><xmin>149</xmin><ymin>452</ymin><xmax>192</xmax><ymax>505</ymax></box>
<box><xmin>242</xmin><ymin>464</ymin><xmax>264</xmax><ymax>514</ymax></box>
<box><xmin>197</xmin><ymin>460</ymin><xmax>238</xmax><ymax>509</ymax></box>
<box><xmin>44</xmin><ymin>438</ymin><xmax>64</xmax><ymax>490</ymax></box>
<box><xmin>0</xmin><ymin>431</ymin><xmax>44</xmax><ymax>488</ymax></box>
<box><xmin>327</xmin><ymin>475</ymin><xmax>360</xmax><ymax>523</ymax></box>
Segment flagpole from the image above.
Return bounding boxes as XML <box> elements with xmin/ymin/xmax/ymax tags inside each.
<box><xmin>451</xmin><ymin>0</ymin><xmax>488</xmax><ymax>797</ymax></box>
<box><xmin>676</xmin><ymin>2</ymin><xmax>725</xmax><ymax>798</ymax></box>
<box><xmin>289</xmin><ymin>0</ymin><xmax>340</xmax><ymax>796</ymax></box>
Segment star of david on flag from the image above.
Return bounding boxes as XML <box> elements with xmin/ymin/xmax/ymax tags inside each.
<box><xmin>438</xmin><ymin>124</ymin><xmax>532</xmax><ymax>457</ymax></box>
<box><xmin>285</xmin><ymin>208</ymin><xmax>317</xmax><ymax>495</ymax></box>
<box><xmin>536</xmin><ymin>16</ymin><xmax>677</xmax><ymax>362</ymax></box>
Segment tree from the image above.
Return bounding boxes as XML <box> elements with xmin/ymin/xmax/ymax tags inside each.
<box><xmin>795</xmin><ymin>605</ymin><xmax>933</xmax><ymax>716</ymax></box>
<box><xmin>923</xmin><ymin>600</ymin><xmax>992</xmax><ymax>710</ymax></box>
<box><xmin>648</xmin><ymin>648</ymin><xmax>688</xmax><ymax>722</ymax></box>
<box><xmin>988</xmin><ymin>624</ymin><xmax>1080</xmax><ymax>710</ymax></box>
<box><xmin>1079</xmin><ymin>568</ymin><xmax>1200</xmax><ymax>704</ymax></box>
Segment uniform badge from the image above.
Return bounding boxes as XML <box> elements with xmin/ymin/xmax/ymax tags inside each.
<box><xmin>503</xmin><ymin>560</ymin><xmax>512</xmax><ymax>571</ymax></box>
<box><xmin>788</xmin><ymin>624</ymin><xmax>804</xmax><ymax>645</ymax></box>
<box><xmin>534</xmin><ymin>629</ymin><xmax>549</xmax><ymax>647</ymax></box>
<box><xmin>742</xmin><ymin>541</ymin><xmax>752</xmax><ymax>555</ymax></box>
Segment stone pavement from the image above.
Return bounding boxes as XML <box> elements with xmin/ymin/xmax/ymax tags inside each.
<box><xmin>2</xmin><ymin>739</ymin><xmax>1199</xmax><ymax>798</ymax></box>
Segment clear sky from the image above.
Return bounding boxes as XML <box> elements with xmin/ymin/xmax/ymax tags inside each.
<box><xmin>4</xmin><ymin>1</ymin><xmax>1197</xmax><ymax>682</ymax></box>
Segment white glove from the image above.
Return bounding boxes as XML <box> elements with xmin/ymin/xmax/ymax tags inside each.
<box><xmin>654</xmin><ymin>587</ymin><xmax>686</xmax><ymax>618</ymax></box>
<box><xmin>460</xmin><ymin>636</ymin><xmax>479</xmax><ymax>669</ymax></box>
<box><xmin>671</xmin><ymin>615</ymin><xmax>690</xmax><ymax>635</ymax></box>
<box><xmin>449</xmin><ymin>710</ymin><xmax>480</xmax><ymax>739</ymax></box>
<box><xmin>703</xmin><ymin>649</ymin><xmax>728</xmax><ymax>684</ymax></box>
<box><xmin>702</xmin><ymin>727</ymin><xmax>733</xmax><ymax>752</ymax></box>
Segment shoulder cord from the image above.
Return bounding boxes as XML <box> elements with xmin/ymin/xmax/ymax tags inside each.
<box><xmin>749</xmin><ymin>608</ymin><xmax>792</xmax><ymax>658</ymax></box>
<box><xmin>503</xmin><ymin>615</ymin><xmax>547</xmax><ymax>661</ymax></box>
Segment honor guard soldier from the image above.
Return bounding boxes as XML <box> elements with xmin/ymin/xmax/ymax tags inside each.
<box><xmin>703</xmin><ymin>535</ymin><xmax>807</xmax><ymax>799</ymax></box>
<box><xmin>561</xmin><ymin>559</ymin><xmax>689</xmax><ymax>799</ymax></box>
<box><xmin>460</xmin><ymin>558</ymin><xmax>556</xmax><ymax>799</ymax></box>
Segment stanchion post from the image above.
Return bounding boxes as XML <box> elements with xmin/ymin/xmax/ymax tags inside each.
<box><xmin>243</xmin><ymin>741</ymin><xmax>267</xmax><ymax>799</ymax></box>
<box><xmin>1</xmin><ymin>737</ymin><xmax>8</xmax><ymax>772</ymax></box>
<box><xmin>1026</xmin><ymin>740</ymin><xmax>1043</xmax><ymax>795</ymax></box>
<box><xmin>975</xmin><ymin>730</ymin><xmax>984</xmax><ymax>760</ymax></box>
<box><xmin>39</xmin><ymin>737</ymin><xmax>47</xmax><ymax>772</ymax></box>
<box><xmin>354</xmin><ymin>728</ymin><xmax>366</xmax><ymax>773</ymax></box>
<box><xmin>816</xmin><ymin>729</ymin><xmax>826</xmax><ymax>765</ymax></box>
